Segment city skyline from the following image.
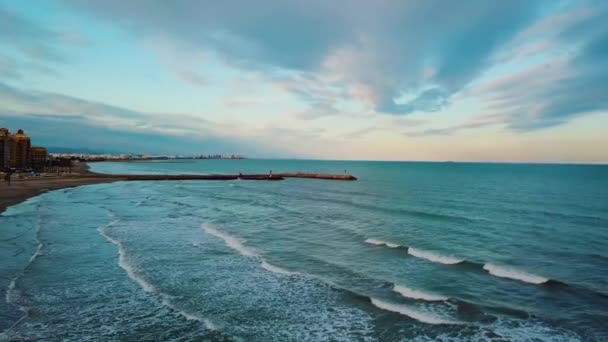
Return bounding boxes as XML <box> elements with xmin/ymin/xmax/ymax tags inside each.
<box><xmin>1</xmin><ymin>1</ymin><xmax>607</xmax><ymax>163</ymax></box>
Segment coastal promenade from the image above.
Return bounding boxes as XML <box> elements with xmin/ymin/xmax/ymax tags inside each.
<box><xmin>0</xmin><ymin>162</ymin><xmax>357</xmax><ymax>213</ymax></box>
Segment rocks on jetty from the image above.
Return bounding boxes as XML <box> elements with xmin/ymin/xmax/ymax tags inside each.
<box><xmin>80</xmin><ymin>173</ymin><xmax>356</xmax><ymax>181</ymax></box>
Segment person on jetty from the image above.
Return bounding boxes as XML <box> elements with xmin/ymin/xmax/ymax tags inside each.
<box><xmin>269</xmin><ymin>170</ymin><xmax>273</xmax><ymax>178</ymax></box>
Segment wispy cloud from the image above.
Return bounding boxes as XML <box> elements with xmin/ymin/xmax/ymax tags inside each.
<box><xmin>62</xmin><ymin>0</ymin><xmax>546</xmax><ymax>117</ymax></box>
<box><xmin>471</xmin><ymin>2</ymin><xmax>608</xmax><ymax>131</ymax></box>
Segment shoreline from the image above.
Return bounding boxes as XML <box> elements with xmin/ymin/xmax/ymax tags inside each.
<box><xmin>0</xmin><ymin>162</ymin><xmax>357</xmax><ymax>213</ymax></box>
<box><xmin>0</xmin><ymin>162</ymin><xmax>126</xmax><ymax>214</ymax></box>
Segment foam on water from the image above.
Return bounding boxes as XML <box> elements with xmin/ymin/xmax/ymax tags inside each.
<box><xmin>365</xmin><ymin>238</ymin><xmax>400</xmax><ymax>248</ymax></box>
<box><xmin>408</xmin><ymin>248</ymin><xmax>464</xmax><ymax>265</ymax></box>
<box><xmin>202</xmin><ymin>223</ymin><xmax>258</xmax><ymax>257</ymax></box>
<box><xmin>370</xmin><ymin>298</ymin><xmax>461</xmax><ymax>325</ymax></box>
<box><xmin>203</xmin><ymin>223</ymin><xmax>300</xmax><ymax>277</ymax></box>
<box><xmin>483</xmin><ymin>263</ymin><xmax>548</xmax><ymax>284</ymax></box>
<box><xmin>98</xmin><ymin>223</ymin><xmax>156</xmax><ymax>293</ymax></box>
<box><xmin>260</xmin><ymin>261</ymin><xmax>299</xmax><ymax>276</ymax></box>
<box><xmin>3</xmin><ymin>223</ymin><xmax>44</xmax><ymax>333</ymax></box>
<box><xmin>99</xmin><ymin>221</ymin><xmax>216</xmax><ymax>330</ymax></box>
<box><xmin>393</xmin><ymin>285</ymin><xmax>448</xmax><ymax>301</ymax></box>
<box><xmin>1</xmin><ymin>197</ymin><xmax>40</xmax><ymax>217</ymax></box>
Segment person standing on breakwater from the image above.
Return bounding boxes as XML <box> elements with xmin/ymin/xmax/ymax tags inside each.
<box><xmin>269</xmin><ymin>170</ymin><xmax>273</xmax><ymax>178</ymax></box>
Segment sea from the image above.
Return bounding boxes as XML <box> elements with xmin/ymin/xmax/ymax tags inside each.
<box><xmin>1</xmin><ymin>160</ymin><xmax>607</xmax><ymax>341</ymax></box>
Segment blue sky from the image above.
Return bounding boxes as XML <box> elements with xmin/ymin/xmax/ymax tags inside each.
<box><xmin>0</xmin><ymin>0</ymin><xmax>607</xmax><ymax>162</ymax></box>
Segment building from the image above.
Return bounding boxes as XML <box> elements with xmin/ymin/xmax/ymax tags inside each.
<box><xmin>0</xmin><ymin>128</ymin><xmax>9</xmax><ymax>170</ymax></box>
<box><xmin>9</xmin><ymin>129</ymin><xmax>31</xmax><ymax>169</ymax></box>
<box><xmin>30</xmin><ymin>147</ymin><xmax>48</xmax><ymax>170</ymax></box>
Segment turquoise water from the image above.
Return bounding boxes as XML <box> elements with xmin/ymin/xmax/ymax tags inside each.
<box><xmin>1</xmin><ymin>160</ymin><xmax>607</xmax><ymax>341</ymax></box>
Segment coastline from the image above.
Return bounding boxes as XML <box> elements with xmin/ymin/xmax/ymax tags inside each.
<box><xmin>0</xmin><ymin>162</ymin><xmax>357</xmax><ymax>214</ymax></box>
<box><xmin>0</xmin><ymin>162</ymin><xmax>125</xmax><ymax>214</ymax></box>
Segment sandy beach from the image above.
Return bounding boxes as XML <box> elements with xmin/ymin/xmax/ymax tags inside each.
<box><xmin>0</xmin><ymin>162</ymin><xmax>356</xmax><ymax>213</ymax></box>
<box><xmin>0</xmin><ymin>162</ymin><xmax>124</xmax><ymax>214</ymax></box>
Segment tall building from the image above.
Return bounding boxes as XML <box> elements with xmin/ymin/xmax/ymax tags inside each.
<box><xmin>30</xmin><ymin>146</ymin><xmax>48</xmax><ymax>170</ymax></box>
<box><xmin>9</xmin><ymin>129</ymin><xmax>31</xmax><ymax>169</ymax></box>
<box><xmin>0</xmin><ymin>128</ymin><xmax>9</xmax><ymax>170</ymax></box>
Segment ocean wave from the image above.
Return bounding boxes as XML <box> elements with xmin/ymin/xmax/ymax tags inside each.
<box><xmin>202</xmin><ymin>223</ymin><xmax>258</xmax><ymax>258</ymax></box>
<box><xmin>99</xmin><ymin>222</ymin><xmax>216</xmax><ymax>330</ymax></box>
<box><xmin>98</xmin><ymin>224</ymin><xmax>157</xmax><ymax>293</ymax></box>
<box><xmin>202</xmin><ymin>223</ymin><xmax>300</xmax><ymax>278</ymax></box>
<box><xmin>4</xmin><ymin>222</ymin><xmax>44</xmax><ymax>333</ymax></box>
<box><xmin>365</xmin><ymin>238</ymin><xmax>400</xmax><ymax>248</ymax></box>
<box><xmin>407</xmin><ymin>248</ymin><xmax>464</xmax><ymax>265</ymax></box>
<box><xmin>370</xmin><ymin>298</ymin><xmax>461</xmax><ymax>325</ymax></box>
<box><xmin>261</xmin><ymin>261</ymin><xmax>299</xmax><ymax>276</ymax></box>
<box><xmin>483</xmin><ymin>264</ymin><xmax>548</xmax><ymax>284</ymax></box>
<box><xmin>393</xmin><ymin>285</ymin><xmax>448</xmax><ymax>301</ymax></box>
<box><xmin>160</xmin><ymin>297</ymin><xmax>217</xmax><ymax>330</ymax></box>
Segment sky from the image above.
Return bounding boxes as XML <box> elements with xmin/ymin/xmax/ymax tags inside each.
<box><xmin>0</xmin><ymin>0</ymin><xmax>607</xmax><ymax>162</ymax></box>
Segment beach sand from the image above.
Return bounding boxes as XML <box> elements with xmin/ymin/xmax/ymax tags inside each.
<box><xmin>0</xmin><ymin>162</ymin><xmax>124</xmax><ymax>214</ymax></box>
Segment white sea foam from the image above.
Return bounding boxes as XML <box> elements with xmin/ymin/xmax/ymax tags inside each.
<box><xmin>99</xmin><ymin>223</ymin><xmax>216</xmax><ymax>331</ymax></box>
<box><xmin>365</xmin><ymin>238</ymin><xmax>400</xmax><ymax>248</ymax></box>
<box><xmin>97</xmin><ymin>226</ymin><xmax>157</xmax><ymax>293</ymax></box>
<box><xmin>483</xmin><ymin>263</ymin><xmax>548</xmax><ymax>284</ymax></box>
<box><xmin>202</xmin><ymin>223</ymin><xmax>257</xmax><ymax>257</ymax></box>
<box><xmin>29</xmin><ymin>243</ymin><xmax>43</xmax><ymax>263</ymax></box>
<box><xmin>393</xmin><ymin>285</ymin><xmax>448</xmax><ymax>301</ymax></box>
<box><xmin>4</xmin><ymin>225</ymin><xmax>44</xmax><ymax>333</ymax></box>
<box><xmin>407</xmin><ymin>248</ymin><xmax>464</xmax><ymax>265</ymax></box>
<box><xmin>160</xmin><ymin>297</ymin><xmax>217</xmax><ymax>330</ymax></box>
<box><xmin>261</xmin><ymin>261</ymin><xmax>298</xmax><ymax>276</ymax></box>
<box><xmin>370</xmin><ymin>298</ymin><xmax>460</xmax><ymax>325</ymax></box>
<box><xmin>202</xmin><ymin>224</ymin><xmax>301</xmax><ymax>279</ymax></box>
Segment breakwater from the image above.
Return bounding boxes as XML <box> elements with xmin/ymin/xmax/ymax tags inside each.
<box><xmin>79</xmin><ymin>173</ymin><xmax>357</xmax><ymax>181</ymax></box>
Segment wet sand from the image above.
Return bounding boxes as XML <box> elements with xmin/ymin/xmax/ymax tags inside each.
<box><xmin>1</xmin><ymin>162</ymin><xmax>357</xmax><ymax>213</ymax></box>
<box><xmin>0</xmin><ymin>162</ymin><xmax>124</xmax><ymax>214</ymax></box>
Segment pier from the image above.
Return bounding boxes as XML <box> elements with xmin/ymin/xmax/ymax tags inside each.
<box><xmin>81</xmin><ymin>172</ymin><xmax>357</xmax><ymax>181</ymax></box>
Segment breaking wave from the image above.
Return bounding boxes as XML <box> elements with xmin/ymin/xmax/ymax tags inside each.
<box><xmin>365</xmin><ymin>238</ymin><xmax>400</xmax><ymax>248</ymax></box>
<box><xmin>370</xmin><ymin>298</ymin><xmax>461</xmax><ymax>325</ymax></box>
<box><xmin>4</xmin><ymin>219</ymin><xmax>44</xmax><ymax>333</ymax></box>
<box><xmin>261</xmin><ymin>261</ymin><xmax>299</xmax><ymax>276</ymax></box>
<box><xmin>483</xmin><ymin>264</ymin><xmax>549</xmax><ymax>285</ymax></box>
<box><xmin>393</xmin><ymin>285</ymin><xmax>448</xmax><ymax>301</ymax></box>
<box><xmin>202</xmin><ymin>223</ymin><xmax>299</xmax><ymax>278</ymax></box>
<box><xmin>407</xmin><ymin>248</ymin><xmax>464</xmax><ymax>265</ymax></box>
<box><xmin>202</xmin><ymin>223</ymin><xmax>258</xmax><ymax>257</ymax></box>
<box><xmin>99</xmin><ymin>221</ymin><xmax>215</xmax><ymax>330</ymax></box>
<box><xmin>98</xmin><ymin>222</ymin><xmax>156</xmax><ymax>293</ymax></box>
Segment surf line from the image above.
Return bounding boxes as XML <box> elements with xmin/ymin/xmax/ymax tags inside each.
<box><xmin>364</xmin><ymin>238</ymin><xmax>575</xmax><ymax>287</ymax></box>
<box><xmin>202</xmin><ymin>224</ymin><xmax>473</xmax><ymax>326</ymax></box>
<box><xmin>3</xmin><ymin>212</ymin><xmax>44</xmax><ymax>334</ymax></box>
<box><xmin>202</xmin><ymin>223</ymin><xmax>300</xmax><ymax>277</ymax></box>
<box><xmin>98</xmin><ymin>220</ymin><xmax>217</xmax><ymax>331</ymax></box>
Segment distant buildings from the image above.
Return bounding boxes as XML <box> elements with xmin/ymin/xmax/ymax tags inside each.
<box><xmin>49</xmin><ymin>153</ymin><xmax>245</xmax><ymax>161</ymax></box>
<box><xmin>1</xmin><ymin>127</ymin><xmax>244</xmax><ymax>169</ymax></box>
<box><xmin>0</xmin><ymin>128</ymin><xmax>48</xmax><ymax>170</ymax></box>
<box><xmin>31</xmin><ymin>147</ymin><xmax>49</xmax><ymax>169</ymax></box>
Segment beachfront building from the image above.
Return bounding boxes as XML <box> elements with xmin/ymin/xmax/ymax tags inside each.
<box><xmin>31</xmin><ymin>147</ymin><xmax>48</xmax><ymax>170</ymax></box>
<box><xmin>9</xmin><ymin>129</ymin><xmax>31</xmax><ymax>169</ymax></box>
<box><xmin>0</xmin><ymin>128</ymin><xmax>10</xmax><ymax>170</ymax></box>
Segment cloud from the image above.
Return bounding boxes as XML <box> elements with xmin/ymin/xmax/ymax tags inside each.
<box><xmin>471</xmin><ymin>2</ymin><xmax>608</xmax><ymax>131</ymax></box>
<box><xmin>0</xmin><ymin>6</ymin><xmax>68</xmax><ymax>63</ymax></box>
<box><xmin>174</xmin><ymin>69</ymin><xmax>208</xmax><ymax>87</ymax></box>
<box><xmin>62</xmin><ymin>0</ymin><xmax>546</xmax><ymax>116</ymax></box>
<box><xmin>0</xmin><ymin>81</ymin><xmax>344</xmax><ymax>157</ymax></box>
<box><xmin>0</xmin><ymin>81</ymin><xmax>223</xmax><ymax>147</ymax></box>
<box><xmin>404</xmin><ymin>115</ymin><xmax>501</xmax><ymax>137</ymax></box>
